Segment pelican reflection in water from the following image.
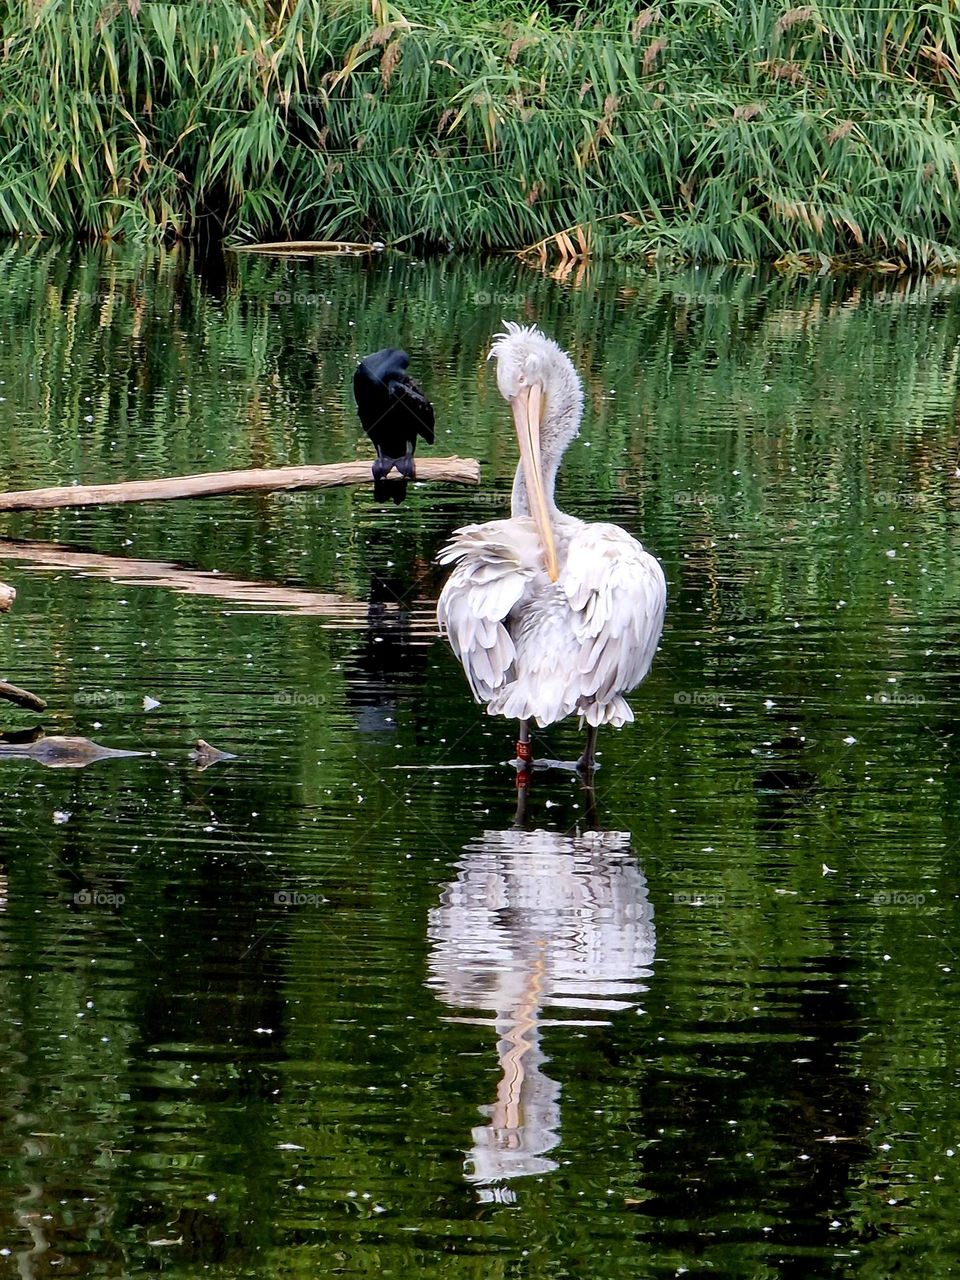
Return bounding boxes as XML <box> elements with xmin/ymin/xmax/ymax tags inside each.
<box><xmin>427</xmin><ymin>825</ymin><xmax>655</xmax><ymax>1193</ymax></box>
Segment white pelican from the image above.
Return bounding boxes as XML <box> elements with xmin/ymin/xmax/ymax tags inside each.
<box><xmin>437</xmin><ymin>323</ymin><xmax>666</xmax><ymax>772</ymax></box>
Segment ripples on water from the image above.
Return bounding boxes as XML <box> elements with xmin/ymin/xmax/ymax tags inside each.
<box><xmin>0</xmin><ymin>247</ymin><xmax>958</xmax><ymax>1276</ymax></box>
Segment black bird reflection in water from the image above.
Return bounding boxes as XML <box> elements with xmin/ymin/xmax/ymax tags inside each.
<box><xmin>344</xmin><ymin>576</ymin><xmax>432</xmax><ymax>736</ymax></box>
<box><xmin>427</xmin><ymin>820</ymin><xmax>656</xmax><ymax>1197</ymax></box>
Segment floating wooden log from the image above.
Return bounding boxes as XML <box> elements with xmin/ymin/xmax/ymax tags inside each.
<box><xmin>230</xmin><ymin>240</ymin><xmax>385</xmax><ymax>255</ymax></box>
<box><xmin>0</xmin><ymin>457</ymin><xmax>480</xmax><ymax>513</ymax></box>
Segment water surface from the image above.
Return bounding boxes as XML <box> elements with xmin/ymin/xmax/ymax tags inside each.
<box><xmin>0</xmin><ymin>246</ymin><xmax>959</xmax><ymax>1276</ymax></box>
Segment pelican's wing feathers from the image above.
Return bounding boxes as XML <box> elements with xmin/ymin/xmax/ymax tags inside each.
<box><xmin>436</xmin><ymin>519</ymin><xmax>543</xmax><ymax>703</ymax></box>
<box><xmin>559</xmin><ymin>522</ymin><xmax>667</xmax><ymax>725</ymax></box>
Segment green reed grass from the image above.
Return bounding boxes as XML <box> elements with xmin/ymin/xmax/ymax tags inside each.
<box><xmin>2</xmin><ymin>0</ymin><xmax>960</xmax><ymax>265</ymax></box>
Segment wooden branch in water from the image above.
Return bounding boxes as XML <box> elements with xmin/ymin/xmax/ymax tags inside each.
<box><xmin>231</xmin><ymin>240</ymin><xmax>384</xmax><ymax>255</ymax></box>
<box><xmin>0</xmin><ymin>680</ymin><xmax>46</xmax><ymax>711</ymax></box>
<box><xmin>0</xmin><ymin>581</ymin><xmax>48</xmax><ymax>707</ymax></box>
<box><xmin>0</xmin><ymin>457</ymin><xmax>480</xmax><ymax>513</ymax></box>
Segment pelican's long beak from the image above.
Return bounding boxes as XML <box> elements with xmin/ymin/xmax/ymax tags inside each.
<box><xmin>511</xmin><ymin>382</ymin><xmax>559</xmax><ymax>582</ymax></box>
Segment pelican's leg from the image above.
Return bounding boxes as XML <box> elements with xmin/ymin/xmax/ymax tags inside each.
<box><xmin>514</xmin><ymin>719</ymin><xmax>533</xmax><ymax>777</ymax></box>
<box><xmin>576</xmin><ymin>724</ymin><xmax>599</xmax><ymax>774</ymax></box>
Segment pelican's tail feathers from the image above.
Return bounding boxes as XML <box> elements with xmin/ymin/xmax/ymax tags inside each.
<box><xmin>578</xmin><ymin>697</ymin><xmax>634</xmax><ymax>729</ymax></box>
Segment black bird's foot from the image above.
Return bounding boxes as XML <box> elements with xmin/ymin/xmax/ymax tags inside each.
<box><xmin>372</xmin><ymin>454</ymin><xmax>415</xmax><ymax>504</ymax></box>
<box><xmin>372</xmin><ymin>453</ymin><xmax>415</xmax><ymax>481</ymax></box>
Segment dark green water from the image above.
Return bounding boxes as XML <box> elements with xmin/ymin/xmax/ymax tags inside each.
<box><xmin>0</xmin><ymin>245</ymin><xmax>959</xmax><ymax>1277</ymax></box>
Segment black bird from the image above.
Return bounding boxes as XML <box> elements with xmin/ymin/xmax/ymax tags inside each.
<box><xmin>353</xmin><ymin>347</ymin><xmax>435</xmax><ymax>503</ymax></box>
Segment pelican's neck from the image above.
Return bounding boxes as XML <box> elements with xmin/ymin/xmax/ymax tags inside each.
<box><xmin>511</xmin><ymin>456</ymin><xmax>561</xmax><ymax>521</ymax></box>
<box><xmin>510</xmin><ymin>385</ymin><xmax>582</xmax><ymax>521</ymax></box>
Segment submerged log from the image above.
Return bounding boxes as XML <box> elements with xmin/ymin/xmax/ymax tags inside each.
<box><xmin>0</xmin><ymin>540</ymin><xmax>441</xmax><ymax>633</ymax></box>
<box><xmin>0</xmin><ymin>457</ymin><xmax>480</xmax><ymax>512</ymax></box>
